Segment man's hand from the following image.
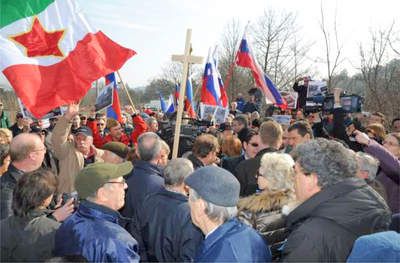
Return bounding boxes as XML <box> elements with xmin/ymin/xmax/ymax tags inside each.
<box><xmin>64</xmin><ymin>103</ymin><xmax>79</xmax><ymax>121</ymax></box>
<box><xmin>52</xmin><ymin>198</ymin><xmax>74</xmax><ymax>222</ymax></box>
<box><xmin>124</xmin><ymin>105</ymin><xmax>137</xmax><ymax>115</ymax></box>
<box><xmin>333</xmin><ymin>88</ymin><xmax>342</xmax><ymax>104</ymax></box>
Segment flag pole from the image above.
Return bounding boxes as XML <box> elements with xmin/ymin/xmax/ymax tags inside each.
<box><xmin>116</xmin><ymin>70</ymin><xmax>137</xmax><ymax>112</ymax></box>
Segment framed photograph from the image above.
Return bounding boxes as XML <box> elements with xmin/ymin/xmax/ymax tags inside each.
<box><xmin>95</xmin><ymin>82</ymin><xmax>114</xmax><ymax>112</ymax></box>
<box><xmin>18</xmin><ymin>98</ymin><xmax>65</xmax><ymax>120</ymax></box>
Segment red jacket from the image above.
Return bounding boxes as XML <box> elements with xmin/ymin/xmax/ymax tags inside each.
<box><xmin>130</xmin><ymin>114</ymin><xmax>148</xmax><ymax>144</ymax></box>
<box><xmin>87</xmin><ymin>119</ymin><xmax>130</xmax><ymax>148</ymax></box>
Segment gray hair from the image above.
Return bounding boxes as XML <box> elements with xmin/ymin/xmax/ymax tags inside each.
<box><xmin>291</xmin><ymin>138</ymin><xmax>358</xmax><ymax>188</ymax></box>
<box><xmin>164</xmin><ymin>158</ymin><xmax>193</xmax><ymax>186</ymax></box>
<box><xmin>355</xmin><ymin>152</ymin><xmax>379</xmax><ymax>181</ymax></box>
<box><xmin>137</xmin><ymin>132</ymin><xmax>162</xmax><ymax>161</ymax></box>
<box><xmin>160</xmin><ymin>139</ymin><xmax>170</xmax><ymax>156</ymax></box>
<box><xmin>259</xmin><ymin>152</ymin><xmax>295</xmax><ymax>192</ymax></box>
<box><xmin>146</xmin><ymin>117</ymin><xmax>157</xmax><ymax>126</ymax></box>
<box><xmin>189</xmin><ymin>188</ymin><xmax>237</xmax><ymax>223</ymax></box>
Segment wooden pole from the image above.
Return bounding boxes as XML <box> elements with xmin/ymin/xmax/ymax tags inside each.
<box><xmin>172</xmin><ymin>29</ymin><xmax>192</xmax><ymax>158</ymax></box>
<box><xmin>116</xmin><ymin>70</ymin><xmax>137</xmax><ymax>112</ymax></box>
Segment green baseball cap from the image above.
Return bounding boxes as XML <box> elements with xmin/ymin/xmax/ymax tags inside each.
<box><xmin>75</xmin><ymin>161</ymin><xmax>133</xmax><ymax>199</ymax></box>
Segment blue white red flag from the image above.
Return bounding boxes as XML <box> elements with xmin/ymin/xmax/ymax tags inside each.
<box><xmin>105</xmin><ymin>73</ymin><xmax>123</xmax><ymax>122</ymax></box>
<box><xmin>236</xmin><ymin>30</ymin><xmax>286</xmax><ymax>107</ymax></box>
<box><xmin>200</xmin><ymin>47</ymin><xmax>228</xmax><ymax>107</ymax></box>
<box><xmin>185</xmin><ymin>77</ymin><xmax>196</xmax><ymax>118</ymax></box>
<box><xmin>160</xmin><ymin>93</ymin><xmax>175</xmax><ymax>114</ymax></box>
<box><xmin>160</xmin><ymin>93</ymin><xmax>167</xmax><ymax>113</ymax></box>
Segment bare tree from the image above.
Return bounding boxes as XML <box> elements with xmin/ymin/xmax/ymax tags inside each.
<box><xmin>319</xmin><ymin>1</ymin><xmax>344</xmax><ymax>91</ymax></box>
<box><xmin>359</xmin><ymin>24</ymin><xmax>400</xmax><ymax>120</ymax></box>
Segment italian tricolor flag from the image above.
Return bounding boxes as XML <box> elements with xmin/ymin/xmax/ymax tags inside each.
<box><xmin>0</xmin><ymin>0</ymin><xmax>136</xmax><ymax>117</ymax></box>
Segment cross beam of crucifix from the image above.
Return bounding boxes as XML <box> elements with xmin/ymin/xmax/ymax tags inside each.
<box><xmin>171</xmin><ymin>29</ymin><xmax>203</xmax><ymax>158</ymax></box>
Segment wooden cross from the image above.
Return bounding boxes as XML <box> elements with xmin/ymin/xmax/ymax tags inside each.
<box><xmin>171</xmin><ymin>29</ymin><xmax>203</xmax><ymax>158</ymax></box>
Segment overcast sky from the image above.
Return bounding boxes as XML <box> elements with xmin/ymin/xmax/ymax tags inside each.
<box><xmin>1</xmin><ymin>0</ymin><xmax>399</xmax><ymax>88</ymax></box>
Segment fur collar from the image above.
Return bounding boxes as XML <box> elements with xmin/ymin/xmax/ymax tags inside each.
<box><xmin>237</xmin><ymin>190</ymin><xmax>294</xmax><ymax>214</ymax></box>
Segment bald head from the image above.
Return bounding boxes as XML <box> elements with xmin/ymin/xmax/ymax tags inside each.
<box><xmin>10</xmin><ymin>133</ymin><xmax>43</xmax><ymax>162</ymax></box>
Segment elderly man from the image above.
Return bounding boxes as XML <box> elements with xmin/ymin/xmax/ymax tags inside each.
<box><xmin>186</xmin><ymin>134</ymin><xmax>220</xmax><ymax>169</ymax></box>
<box><xmin>51</xmin><ymin>104</ymin><xmax>105</xmax><ymax>194</ymax></box>
<box><xmin>0</xmin><ymin>133</ymin><xmax>47</xmax><ymax>219</ymax></box>
<box><xmin>235</xmin><ymin>120</ymin><xmax>282</xmax><ymax>196</ymax></box>
<box><xmin>282</xmin><ymin>138</ymin><xmax>391</xmax><ymax>261</ymax></box>
<box><xmin>185</xmin><ymin>166</ymin><xmax>271</xmax><ymax>262</ymax></box>
<box><xmin>89</xmin><ymin>118</ymin><xmax>131</xmax><ymax>148</ymax></box>
<box><xmin>355</xmin><ymin>151</ymin><xmax>387</xmax><ymax>201</ymax></box>
<box><xmin>54</xmin><ymin>162</ymin><xmax>139</xmax><ymax>262</ymax></box>
<box><xmin>123</xmin><ymin>132</ymin><xmax>164</xmax><ymax>260</ymax></box>
<box><xmin>140</xmin><ymin>158</ymin><xmax>203</xmax><ymax>262</ymax></box>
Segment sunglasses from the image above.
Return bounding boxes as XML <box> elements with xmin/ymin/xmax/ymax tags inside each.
<box><xmin>249</xmin><ymin>142</ymin><xmax>259</xmax><ymax>147</ymax></box>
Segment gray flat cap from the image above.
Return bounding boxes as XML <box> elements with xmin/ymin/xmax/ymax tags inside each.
<box><xmin>185</xmin><ymin>166</ymin><xmax>240</xmax><ymax>207</ymax></box>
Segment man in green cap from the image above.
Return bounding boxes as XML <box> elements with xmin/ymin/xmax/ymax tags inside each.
<box><xmin>54</xmin><ymin>162</ymin><xmax>139</xmax><ymax>262</ymax></box>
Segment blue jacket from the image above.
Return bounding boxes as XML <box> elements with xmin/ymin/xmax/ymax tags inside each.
<box><xmin>54</xmin><ymin>201</ymin><xmax>139</xmax><ymax>262</ymax></box>
<box><xmin>122</xmin><ymin>160</ymin><xmax>164</xmax><ymax>260</ymax></box>
<box><xmin>195</xmin><ymin>218</ymin><xmax>271</xmax><ymax>262</ymax></box>
<box><xmin>347</xmin><ymin>231</ymin><xmax>400</xmax><ymax>262</ymax></box>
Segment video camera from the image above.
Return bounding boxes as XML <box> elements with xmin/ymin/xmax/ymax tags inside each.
<box><xmin>305</xmin><ymin>94</ymin><xmax>363</xmax><ymax>114</ymax></box>
<box><xmin>158</xmin><ymin>118</ymin><xmax>212</xmax><ymax>157</ymax></box>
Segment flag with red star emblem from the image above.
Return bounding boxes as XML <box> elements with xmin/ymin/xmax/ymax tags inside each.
<box><xmin>0</xmin><ymin>0</ymin><xmax>136</xmax><ymax>118</ymax></box>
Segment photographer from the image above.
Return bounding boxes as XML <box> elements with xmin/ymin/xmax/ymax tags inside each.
<box><xmin>292</xmin><ymin>76</ymin><xmax>310</xmax><ymax>110</ymax></box>
<box><xmin>331</xmin><ymin>88</ymin><xmax>364</xmax><ymax>152</ymax></box>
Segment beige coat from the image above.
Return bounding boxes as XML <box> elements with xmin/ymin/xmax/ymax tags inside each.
<box><xmin>51</xmin><ymin>116</ymin><xmax>104</xmax><ymax>194</ymax></box>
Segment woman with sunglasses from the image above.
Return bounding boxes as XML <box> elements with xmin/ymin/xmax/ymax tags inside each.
<box><xmin>237</xmin><ymin>152</ymin><xmax>296</xmax><ymax>261</ymax></box>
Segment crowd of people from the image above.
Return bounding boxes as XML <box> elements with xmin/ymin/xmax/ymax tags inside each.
<box><xmin>0</xmin><ymin>84</ymin><xmax>399</xmax><ymax>262</ymax></box>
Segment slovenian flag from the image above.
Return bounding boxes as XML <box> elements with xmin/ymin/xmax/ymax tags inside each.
<box><xmin>185</xmin><ymin>77</ymin><xmax>196</xmax><ymax>118</ymax></box>
<box><xmin>0</xmin><ymin>0</ymin><xmax>135</xmax><ymax>117</ymax></box>
<box><xmin>105</xmin><ymin>73</ymin><xmax>122</xmax><ymax>122</ymax></box>
<box><xmin>200</xmin><ymin>47</ymin><xmax>228</xmax><ymax>108</ymax></box>
<box><xmin>236</xmin><ymin>30</ymin><xmax>286</xmax><ymax>107</ymax></box>
<box><xmin>160</xmin><ymin>93</ymin><xmax>175</xmax><ymax>114</ymax></box>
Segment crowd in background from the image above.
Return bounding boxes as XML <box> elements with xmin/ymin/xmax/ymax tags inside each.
<box><xmin>0</xmin><ymin>82</ymin><xmax>399</xmax><ymax>262</ymax></box>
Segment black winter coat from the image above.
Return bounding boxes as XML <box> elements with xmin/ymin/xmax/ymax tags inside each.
<box><xmin>234</xmin><ymin>148</ymin><xmax>277</xmax><ymax>197</ymax></box>
<box><xmin>237</xmin><ymin>190</ymin><xmax>293</xmax><ymax>261</ymax></box>
<box><xmin>140</xmin><ymin>188</ymin><xmax>203</xmax><ymax>262</ymax></box>
<box><xmin>0</xmin><ymin>164</ymin><xmax>24</xmax><ymax>220</ymax></box>
<box><xmin>282</xmin><ymin>178</ymin><xmax>391</xmax><ymax>262</ymax></box>
<box><xmin>221</xmin><ymin>154</ymin><xmax>245</xmax><ymax>174</ymax></box>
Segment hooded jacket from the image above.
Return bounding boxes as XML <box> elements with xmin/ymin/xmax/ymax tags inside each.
<box><xmin>282</xmin><ymin>178</ymin><xmax>391</xmax><ymax>262</ymax></box>
<box><xmin>54</xmin><ymin>200</ymin><xmax>139</xmax><ymax>262</ymax></box>
<box><xmin>237</xmin><ymin>190</ymin><xmax>293</xmax><ymax>260</ymax></box>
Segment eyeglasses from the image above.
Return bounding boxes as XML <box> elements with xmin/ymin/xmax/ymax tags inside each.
<box><xmin>105</xmin><ymin>178</ymin><xmax>126</xmax><ymax>185</ymax></box>
<box><xmin>32</xmin><ymin>147</ymin><xmax>47</xmax><ymax>152</ymax></box>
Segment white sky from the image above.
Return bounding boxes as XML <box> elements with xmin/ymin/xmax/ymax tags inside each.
<box><xmin>1</xmin><ymin>0</ymin><xmax>399</xmax><ymax>88</ymax></box>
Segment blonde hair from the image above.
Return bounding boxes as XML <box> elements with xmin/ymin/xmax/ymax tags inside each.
<box><xmin>0</xmin><ymin>128</ymin><xmax>13</xmax><ymax>144</ymax></box>
<box><xmin>259</xmin><ymin>152</ymin><xmax>295</xmax><ymax>192</ymax></box>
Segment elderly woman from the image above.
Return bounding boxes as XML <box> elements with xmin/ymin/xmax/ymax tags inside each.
<box><xmin>0</xmin><ymin>169</ymin><xmax>60</xmax><ymax>261</ymax></box>
<box><xmin>237</xmin><ymin>152</ymin><xmax>295</xmax><ymax>260</ymax></box>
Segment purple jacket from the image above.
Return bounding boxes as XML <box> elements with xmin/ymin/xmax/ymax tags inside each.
<box><xmin>365</xmin><ymin>140</ymin><xmax>400</xmax><ymax>213</ymax></box>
